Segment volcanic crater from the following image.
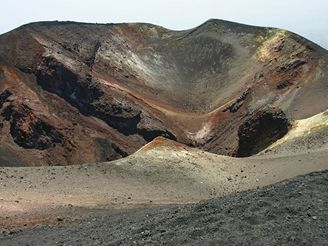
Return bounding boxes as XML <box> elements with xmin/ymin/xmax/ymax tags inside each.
<box><xmin>0</xmin><ymin>19</ymin><xmax>327</xmax><ymax>166</ymax></box>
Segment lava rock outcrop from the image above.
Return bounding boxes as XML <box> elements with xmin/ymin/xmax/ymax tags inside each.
<box><xmin>3</xmin><ymin>103</ymin><xmax>63</xmax><ymax>150</ymax></box>
<box><xmin>237</xmin><ymin>108</ymin><xmax>289</xmax><ymax>157</ymax></box>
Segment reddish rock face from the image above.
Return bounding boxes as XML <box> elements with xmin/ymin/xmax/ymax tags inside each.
<box><xmin>0</xmin><ymin>20</ymin><xmax>327</xmax><ymax>166</ymax></box>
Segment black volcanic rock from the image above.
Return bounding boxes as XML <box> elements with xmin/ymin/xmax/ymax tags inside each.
<box><xmin>237</xmin><ymin>108</ymin><xmax>289</xmax><ymax>157</ymax></box>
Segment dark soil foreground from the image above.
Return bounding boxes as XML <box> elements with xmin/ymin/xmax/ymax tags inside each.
<box><xmin>1</xmin><ymin>171</ymin><xmax>328</xmax><ymax>246</ymax></box>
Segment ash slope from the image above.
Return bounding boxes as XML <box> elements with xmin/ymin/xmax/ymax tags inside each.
<box><xmin>1</xmin><ymin>170</ymin><xmax>327</xmax><ymax>246</ymax></box>
<box><xmin>0</xmin><ymin>20</ymin><xmax>328</xmax><ymax>165</ymax></box>
<box><xmin>260</xmin><ymin>110</ymin><xmax>328</xmax><ymax>156</ymax></box>
<box><xmin>1</xmin><ymin>137</ymin><xmax>328</xmax><ymax>227</ymax></box>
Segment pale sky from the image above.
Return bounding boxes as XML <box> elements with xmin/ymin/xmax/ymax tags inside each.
<box><xmin>1</xmin><ymin>0</ymin><xmax>328</xmax><ymax>49</ymax></box>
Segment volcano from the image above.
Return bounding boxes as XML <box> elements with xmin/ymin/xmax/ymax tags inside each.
<box><xmin>1</xmin><ymin>19</ymin><xmax>328</xmax><ymax>245</ymax></box>
<box><xmin>0</xmin><ymin>20</ymin><xmax>328</xmax><ymax>166</ymax></box>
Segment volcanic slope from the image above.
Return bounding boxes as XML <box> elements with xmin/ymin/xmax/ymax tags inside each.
<box><xmin>1</xmin><ymin>136</ymin><xmax>328</xmax><ymax>230</ymax></box>
<box><xmin>259</xmin><ymin>110</ymin><xmax>328</xmax><ymax>156</ymax></box>
<box><xmin>0</xmin><ymin>19</ymin><xmax>328</xmax><ymax>165</ymax></box>
<box><xmin>1</xmin><ymin>169</ymin><xmax>328</xmax><ymax>245</ymax></box>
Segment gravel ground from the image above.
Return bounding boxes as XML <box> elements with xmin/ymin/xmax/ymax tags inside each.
<box><xmin>1</xmin><ymin>170</ymin><xmax>327</xmax><ymax>246</ymax></box>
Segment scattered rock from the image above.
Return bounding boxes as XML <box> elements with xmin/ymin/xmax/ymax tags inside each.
<box><xmin>56</xmin><ymin>217</ymin><xmax>64</xmax><ymax>222</ymax></box>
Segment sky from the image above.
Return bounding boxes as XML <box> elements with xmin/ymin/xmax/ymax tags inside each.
<box><xmin>1</xmin><ymin>0</ymin><xmax>328</xmax><ymax>49</ymax></box>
